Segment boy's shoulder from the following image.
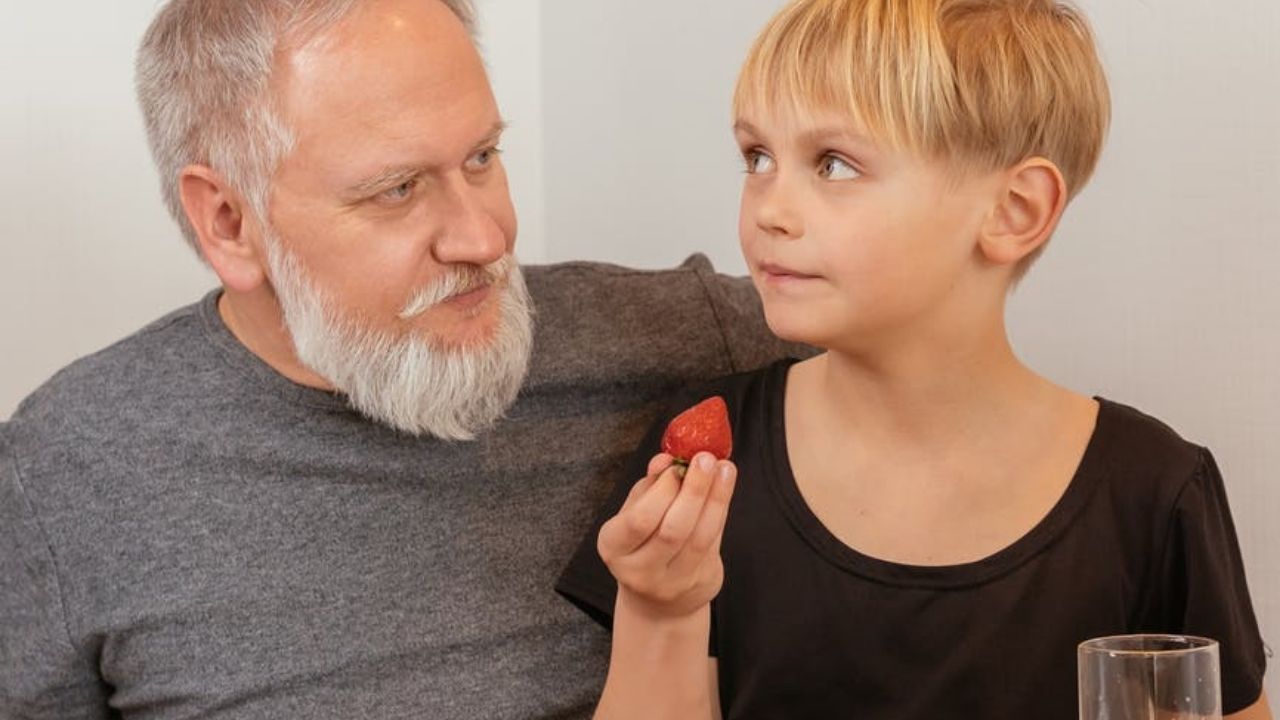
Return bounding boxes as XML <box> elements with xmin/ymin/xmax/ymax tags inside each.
<box><xmin>1091</xmin><ymin>397</ymin><xmax>1215</xmax><ymax>509</ymax></box>
<box><xmin>1096</xmin><ymin>398</ymin><xmax>1204</xmax><ymax>467</ymax></box>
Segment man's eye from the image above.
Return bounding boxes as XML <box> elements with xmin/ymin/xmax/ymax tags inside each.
<box><xmin>466</xmin><ymin>146</ymin><xmax>502</xmax><ymax>172</ymax></box>
<box><xmin>818</xmin><ymin>154</ymin><xmax>860</xmax><ymax>181</ymax></box>
<box><xmin>743</xmin><ymin>150</ymin><xmax>775</xmax><ymax>174</ymax></box>
<box><xmin>379</xmin><ymin>179</ymin><xmax>417</xmax><ymax>203</ymax></box>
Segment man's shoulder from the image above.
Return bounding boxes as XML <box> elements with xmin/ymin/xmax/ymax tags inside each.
<box><xmin>523</xmin><ymin>253</ymin><xmax>742</xmax><ymax>311</ymax></box>
<box><xmin>522</xmin><ymin>255</ymin><xmax>810</xmax><ymax>389</ymax></box>
<box><xmin>9</xmin><ymin>297</ymin><xmax>211</xmax><ymax>448</ymax></box>
<box><xmin>523</xmin><ymin>253</ymin><xmax>720</xmax><ymax>279</ymax></box>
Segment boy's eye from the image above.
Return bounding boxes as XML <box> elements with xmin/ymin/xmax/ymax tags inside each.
<box><xmin>818</xmin><ymin>154</ymin><xmax>860</xmax><ymax>181</ymax></box>
<box><xmin>743</xmin><ymin>149</ymin><xmax>776</xmax><ymax>174</ymax></box>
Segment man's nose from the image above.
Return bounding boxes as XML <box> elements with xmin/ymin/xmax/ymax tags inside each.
<box><xmin>431</xmin><ymin>180</ymin><xmax>509</xmax><ymax>267</ymax></box>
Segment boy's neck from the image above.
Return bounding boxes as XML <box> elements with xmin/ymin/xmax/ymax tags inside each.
<box><xmin>798</xmin><ymin>318</ymin><xmax>1065</xmax><ymax>452</ymax></box>
<box><xmin>784</xmin><ymin>316</ymin><xmax>1100</xmax><ymax>567</ymax></box>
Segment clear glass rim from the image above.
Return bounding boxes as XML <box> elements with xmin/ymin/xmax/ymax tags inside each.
<box><xmin>1078</xmin><ymin>634</ymin><xmax>1219</xmax><ymax>657</ymax></box>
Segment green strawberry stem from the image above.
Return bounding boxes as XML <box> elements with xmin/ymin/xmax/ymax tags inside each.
<box><xmin>667</xmin><ymin>458</ymin><xmax>690</xmax><ymax>480</ymax></box>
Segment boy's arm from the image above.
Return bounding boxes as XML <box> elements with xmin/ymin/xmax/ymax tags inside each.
<box><xmin>1155</xmin><ymin>450</ymin><xmax>1268</xmax><ymax>713</ymax></box>
<box><xmin>594</xmin><ymin>600</ymin><xmax>717</xmax><ymax>719</ymax></box>
<box><xmin>709</xmin><ymin>659</ymin><xmax>723</xmax><ymax>720</ymax></box>
<box><xmin>591</xmin><ymin>452</ymin><xmax>735</xmax><ymax>720</ymax></box>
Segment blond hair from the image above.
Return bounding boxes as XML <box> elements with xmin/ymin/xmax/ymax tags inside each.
<box><xmin>734</xmin><ymin>0</ymin><xmax>1110</xmax><ymax>201</ymax></box>
<box><xmin>135</xmin><ymin>0</ymin><xmax>476</xmax><ymax>257</ymax></box>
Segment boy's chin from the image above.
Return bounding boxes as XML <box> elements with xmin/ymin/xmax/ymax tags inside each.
<box><xmin>762</xmin><ymin>309</ymin><xmax>830</xmax><ymax>349</ymax></box>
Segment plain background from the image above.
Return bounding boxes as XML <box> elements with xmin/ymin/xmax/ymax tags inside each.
<box><xmin>1</xmin><ymin>0</ymin><xmax>1275</xmax><ymax>704</ymax></box>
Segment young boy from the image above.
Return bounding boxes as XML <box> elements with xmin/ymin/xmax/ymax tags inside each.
<box><xmin>556</xmin><ymin>0</ymin><xmax>1271</xmax><ymax>718</ymax></box>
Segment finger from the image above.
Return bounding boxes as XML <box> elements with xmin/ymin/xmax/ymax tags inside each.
<box><xmin>647</xmin><ymin>453</ymin><xmax>675</xmax><ymax>478</ymax></box>
<box><xmin>700</xmin><ymin>460</ymin><xmax>738</xmax><ymax>557</ymax></box>
<box><xmin>618</xmin><ymin>454</ymin><xmax>677</xmax><ymax>514</ymax></box>
<box><xmin>599</xmin><ymin>464</ymin><xmax>683</xmax><ymax>555</ymax></box>
<box><xmin>668</xmin><ymin>460</ymin><xmax>736</xmax><ymax>574</ymax></box>
<box><xmin>636</xmin><ymin>452</ymin><xmax>717</xmax><ymax>561</ymax></box>
<box><xmin>618</xmin><ymin>476</ymin><xmax>654</xmax><ymax>514</ymax></box>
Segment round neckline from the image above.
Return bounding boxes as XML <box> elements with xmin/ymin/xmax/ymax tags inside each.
<box><xmin>762</xmin><ymin>358</ymin><xmax>1116</xmax><ymax>589</ymax></box>
<box><xmin>197</xmin><ymin>289</ymin><xmax>355</xmax><ymax>413</ymax></box>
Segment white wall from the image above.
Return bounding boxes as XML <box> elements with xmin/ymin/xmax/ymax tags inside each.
<box><xmin>540</xmin><ymin>0</ymin><xmax>782</xmax><ymax>273</ymax></box>
<box><xmin>0</xmin><ymin>2</ymin><xmax>213</xmax><ymax>419</ymax></box>
<box><xmin>475</xmin><ymin>0</ymin><xmax>547</xmax><ymax>264</ymax></box>
<box><xmin>2</xmin><ymin>0</ymin><xmax>1276</xmax><ymax>703</ymax></box>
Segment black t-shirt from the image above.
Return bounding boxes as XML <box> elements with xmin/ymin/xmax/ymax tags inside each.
<box><xmin>556</xmin><ymin>358</ymin><xmax>1267</xmax><ymax>719</ymax></box>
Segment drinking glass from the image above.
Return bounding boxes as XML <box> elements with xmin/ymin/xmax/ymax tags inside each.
<box><xmin>1078</xmin><ymin>634</ymin><xmax>1221</xmax><ymax>720</ymax></box>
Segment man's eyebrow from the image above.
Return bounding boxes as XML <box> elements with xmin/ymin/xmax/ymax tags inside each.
<box><xmin>343</xmin><ymin>120</ymin><xmax>509</xmax><ymax>198</ymax></box>
<box><xmin>345</xmin><ymin>165</ymin><xmax>424</xmax><ymax>198</ymax></box>
<box><xmin>475</xmin><ymin>120</ymin><xmax>508</xmax><ymax>148</ymax></box>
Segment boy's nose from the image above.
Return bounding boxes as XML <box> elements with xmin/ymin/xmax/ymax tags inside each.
<box><xmin>754</xmin><ymin>181</ymin><xmax>804</xmax><ymax>240</ymax></box>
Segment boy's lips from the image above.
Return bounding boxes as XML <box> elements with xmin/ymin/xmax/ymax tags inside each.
<box><xmin>759</xmin><ymin>262</ymin><xmax>822</xmax><ymax>284</ymax></box>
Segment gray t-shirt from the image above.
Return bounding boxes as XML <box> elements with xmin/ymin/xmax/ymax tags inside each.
<box><xmin>0</xmin><ymin>256</ymin><xmax>805</xmax><ymax>720</ymax></box>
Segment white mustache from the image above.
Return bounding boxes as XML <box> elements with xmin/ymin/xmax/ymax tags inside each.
<box><xmin>397</xmin><ymin>256</ymin><xmax>512</xmax><ymax>320</ymax></box>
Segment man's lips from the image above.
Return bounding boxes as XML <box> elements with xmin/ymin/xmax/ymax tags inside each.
<box><xmin>398</xmin><ymin>262</ymin><xmax>510</xmax><ymax>321</ymax></box>
<box><xmin>441</xmin><ymin>283</ymin><xmax>493</xmax><ymax>310</ymax></box>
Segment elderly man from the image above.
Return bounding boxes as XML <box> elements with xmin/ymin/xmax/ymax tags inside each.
<box><xmin>0</xmin><ymin>0</ymin><xmax>804</xmax><ymax>718</ymax></box>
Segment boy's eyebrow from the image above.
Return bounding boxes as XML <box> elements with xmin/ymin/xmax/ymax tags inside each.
<box><xmin>798</xmin><ymin>126</ymin><xmax>872</xmax><ymax>150</ymax></box>
<box><xmin>733</xmin><ymin>119</ymin><xmax>872</xmax><ymax>152</ymax></box>
<box><xmin>343</xmin><ymin>120</ymin><xmax>508</xmax><ymax>198</ymax></box>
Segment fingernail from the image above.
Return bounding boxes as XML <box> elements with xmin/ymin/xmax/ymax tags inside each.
<box><xmin>696</xmin><ymin>453</ymin><xmax>715</xmax><ymax>472</ymax></box>
<box><xmin>718</xmin><ymin>463</ymin><xmax>735</xmax><ymax>483</ymax></box>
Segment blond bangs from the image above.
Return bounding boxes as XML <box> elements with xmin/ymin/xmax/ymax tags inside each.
<box><xmin>732</xmin><ymin>0</ymin><xmax>1110</xmax><ymax>199</ymax></box>
<box><xmin>734</xmin><ymin>0</ymin><xmax>959</xmax><ymax>155</ymax></box>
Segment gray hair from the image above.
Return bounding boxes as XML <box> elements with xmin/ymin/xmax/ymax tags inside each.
<box><xmin>135</xmin><ymin>0</ymin><xmax>477</xmax><ymax>257</ymax></box>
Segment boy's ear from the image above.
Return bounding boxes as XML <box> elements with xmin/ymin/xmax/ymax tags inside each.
<box><xmin>178</xmin><ymin>165</ymin><xmax>268</xmax><ymax>293</ymax></box>
<box><xmin>979</xmin><ymin>158</ymin><xmax>1067</xmax><ymax>267</ymax></box>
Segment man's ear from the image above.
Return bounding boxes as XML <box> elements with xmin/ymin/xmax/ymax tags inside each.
<box><xmin>979</xmin><ymin>158</ymin><xmax>1067</xmax><ymax>267</ymax></box>
<box><xmin>178</xmin><ymin>165</ymin><xmax>267</xmax><ymax>292</ymax></box>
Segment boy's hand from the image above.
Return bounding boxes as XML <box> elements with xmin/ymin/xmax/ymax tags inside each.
<box><xmin>597</xmin><ymin>451</ymin><xmax>737</xmax><ymax>621</ymax></box>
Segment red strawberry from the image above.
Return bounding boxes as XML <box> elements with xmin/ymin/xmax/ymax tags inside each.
<box><xmin>661</xmin><ymin>396</ymin><xmax>733</xmax><ymax>466</ymax></box>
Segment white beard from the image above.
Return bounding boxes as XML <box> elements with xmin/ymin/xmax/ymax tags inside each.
<box><xmin>263</xmin><ymin>236</ymin><xmax>533</xmax><ymax>440</ymax></box>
